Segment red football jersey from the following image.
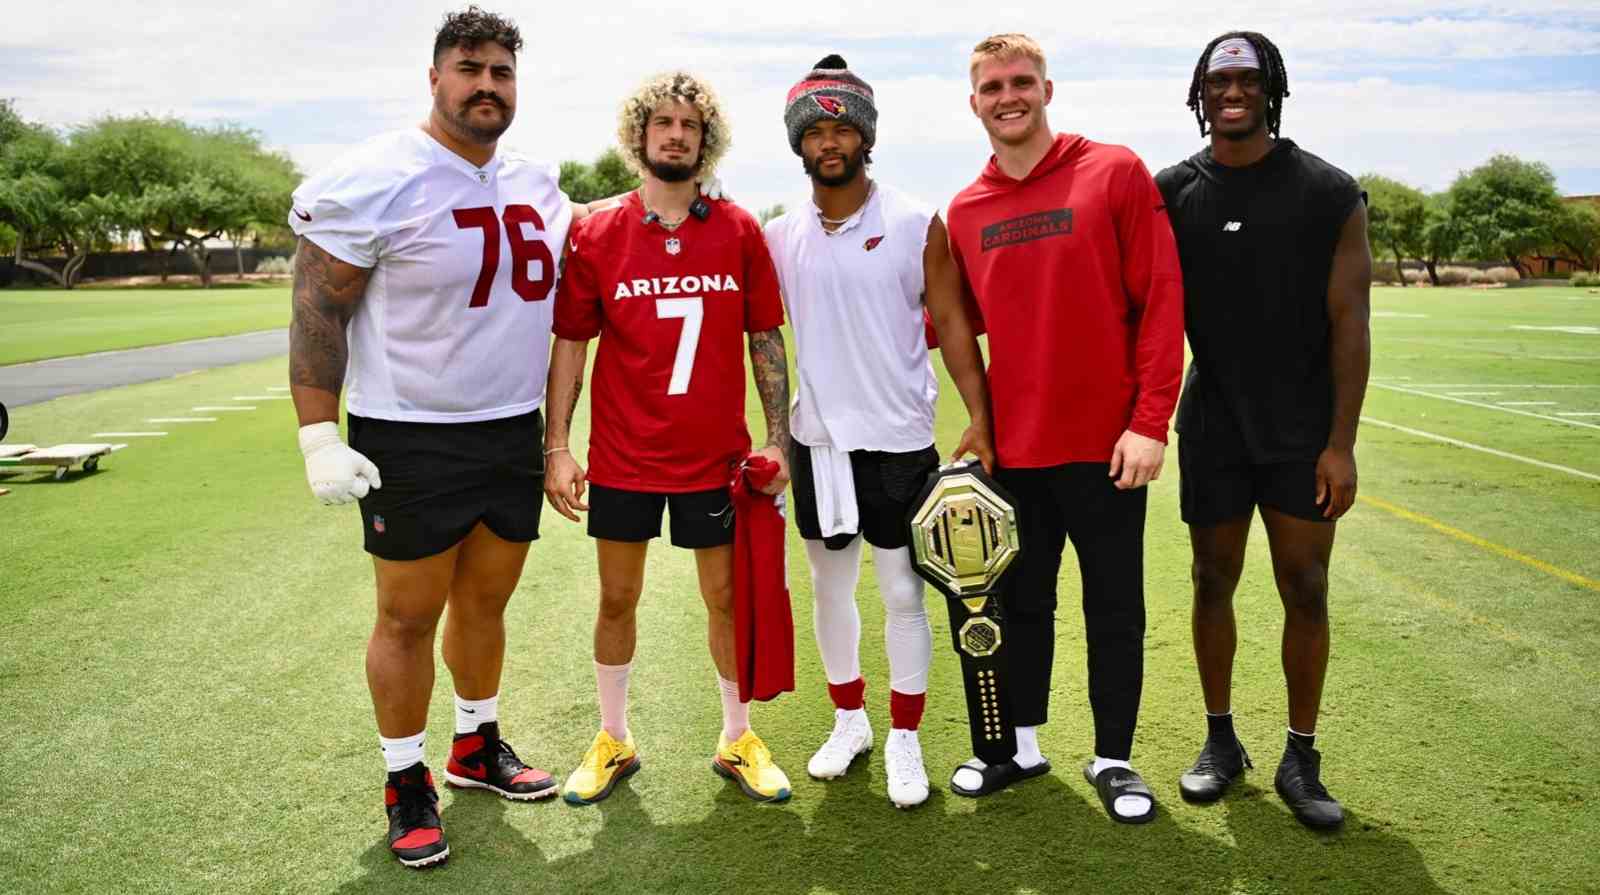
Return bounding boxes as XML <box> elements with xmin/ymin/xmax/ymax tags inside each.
<box><xmin>554</xmin><ymin>193</ymin><xmax>785</xmax><ymax>492</ymax></box>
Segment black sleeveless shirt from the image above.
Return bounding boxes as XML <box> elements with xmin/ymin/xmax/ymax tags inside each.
<box><xmin>1155</xmin><ymin>140</ymin><xmax>1364</xmax><ymax>463</ymax></box>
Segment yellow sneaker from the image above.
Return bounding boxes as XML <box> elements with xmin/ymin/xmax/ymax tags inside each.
<box><xmin>712</xmin><ymin>729</ymin><xmax>791</xmax><ymax>803</ymax></box>
<box><xmin>563</xmin><ymin>730</ymin><xmax>639</xmax><ymax>805</ymax></box>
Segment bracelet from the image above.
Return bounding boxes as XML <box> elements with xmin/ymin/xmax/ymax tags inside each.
<box><xmin>543</xmin><ymin>446</ymin><xmax>570</xmax><ymax>456</ymax></box>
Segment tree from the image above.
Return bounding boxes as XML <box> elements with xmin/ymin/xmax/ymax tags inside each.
<box><xmin>757</xmin><ymin>204</ymin><xmax>786</xmax><ymax>226</ymax></box>
<box><xmin>1360</xmin><ymin>174</ymin><xmax>1427</xmax><ymax>286</ymax></box>
<box><xmin>0</xmin><ymin>119</ymin><xmax>118</xmax><ymax>288</ymax></box>
<box><xmin>1551</xmin><ymin>202</ymin><xmax>1600</xmax><ymax>272</ymax></box>
<box><xmin>70</xmin><ymin>117</ymin><xmax>298</xmax><ymax>287</ymax></box>
<box><xmin>560</xmin><ymin>147</ymin><xmax>639</xmax><ymax>204</ymax></box>
<box><xmin>1418</xmin><ymin>194</ymin><xmax>1463</xmax><ymax>286</ymax></box>
<box><xmin>1447</xmin><ymin>154</ymin><xmax>1562</xmax><ymax>278</ymax></box>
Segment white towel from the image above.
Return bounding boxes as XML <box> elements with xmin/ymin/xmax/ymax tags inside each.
<box><xmin>810</xmin><ymin>443</ymin><xmax>859</xmax><ymax>538</ymax></box>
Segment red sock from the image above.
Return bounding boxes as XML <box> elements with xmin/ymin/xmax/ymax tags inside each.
<box><xmin>827</xmin><ymin>677</ymin><xmax>866</xmax><ymax>711</ymax></box>
<box><xmin>890</xmin><ymin>690</ymin><xmax>926</xmax><ymax>730</ymax></box>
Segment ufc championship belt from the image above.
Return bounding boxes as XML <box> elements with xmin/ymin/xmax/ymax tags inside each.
<box><xmin>906</xmin><ymin>460</ymin><xmax>1022</xmax><ymax>765</ymax></box>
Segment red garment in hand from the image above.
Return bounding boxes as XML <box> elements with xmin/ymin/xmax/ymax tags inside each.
<box><xmin>730</xmin><ymin>455</ymin><xmax>795</xmax><ymax>702</ymax></box>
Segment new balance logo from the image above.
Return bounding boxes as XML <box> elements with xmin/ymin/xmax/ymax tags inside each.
<box><xmin>1223</xmin><ymin>221</ymin><xmax>1243</xmax><ymax>232</ymax></box>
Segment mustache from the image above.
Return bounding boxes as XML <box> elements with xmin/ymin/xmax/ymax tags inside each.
<box><xmin>464</xmin><ymin>91</ymin><xmax>507</xmax><ymax>109</ymax></box>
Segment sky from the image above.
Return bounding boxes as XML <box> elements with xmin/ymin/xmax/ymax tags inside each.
<box><xmin>5</xmin><ymin>1</ymin><xmax>1599</xmax><ymax>214</ymax></box>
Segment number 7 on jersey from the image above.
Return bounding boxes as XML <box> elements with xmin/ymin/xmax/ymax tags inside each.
<box><xmin>655</xmin><ymin>297</ymin><xmax>703</xmax><ymax>396</ymax></box>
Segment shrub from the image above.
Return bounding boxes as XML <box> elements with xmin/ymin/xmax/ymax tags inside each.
<box><xmin>1435</xmin><ymin>266</ymin><xmax>1474</xmax><ymax>286</ymax></box>
<box><xmin>1371</xmin><ymin>261</ymin><xmax>1402</xmax><ymax>284</ymax></box>
<box><xmin>1482</xmin><ymin>266</ymin><xmax>1521</xmax><ymax>283</ymax></box>
<box><xmin>1572</xmin><ymin>270</ymin><xmax>1600</xmax><ymax>287</ymax></box>
<box><xmin>257</xmin><ymin>255</ymin><xmax>293</xmax><ymax>276</ymax></box>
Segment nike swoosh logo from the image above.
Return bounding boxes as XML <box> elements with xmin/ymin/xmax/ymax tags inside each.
<box><xmin>462</xmin><ymin>707</ymin><xmax>476</xmax><ymax>714</ymax></box>
<box><xmin>294</xmin><ymin>209</ymin><xmax>311</xmax><ymax>222</ymax></box>
<box><xmin>457</xmin><ymin>762</ymin><xmax>488</xmax><ymax>780</ymax></box>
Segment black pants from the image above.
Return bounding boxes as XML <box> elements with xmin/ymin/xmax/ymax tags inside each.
<box><xmin>996</xmin><ymin>463</ymin><xmax>1147</xmax><ymax>760</ymax></box>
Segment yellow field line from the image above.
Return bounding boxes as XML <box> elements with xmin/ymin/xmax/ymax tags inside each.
<box><xmin>1359</xmin><ymin>494</ymin><xmax>1600</xmax><ymax>593</ymax></box>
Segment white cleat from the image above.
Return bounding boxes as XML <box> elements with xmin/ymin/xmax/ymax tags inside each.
<box><xmin>885</xmin><ymin>728</ymin><xmax>930</xmax><ymax>809</ymax></box>
<box><xmin>807</xmin><ymin>708</ymin><xmax>873</xmax><ymax>780</ymax></box>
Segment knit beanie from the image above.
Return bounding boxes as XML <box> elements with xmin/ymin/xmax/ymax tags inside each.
<box><xmin>783</xmin><ymin>54</ymin><xmax>877</xmax><ymax>155</ymax></box>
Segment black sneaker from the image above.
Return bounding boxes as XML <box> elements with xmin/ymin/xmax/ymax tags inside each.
<box><xmin>385</xmin><ymin>763</ymin><xmax>449</xmax><ymax>868</ymax></box>
<box><xmin>1179</xmin><ymin>734</ymin><xmax>1252</xmax><ymax>803</ymax></box>
<box><xmin>445</xmin><ymin>721</ymin><xmax>557</xmax><ymax>801</ymax></box>
<box><xmin>1275</xmin><ymin>738</ymin><xmax>1344</xmax><ymax>829</ymax></box>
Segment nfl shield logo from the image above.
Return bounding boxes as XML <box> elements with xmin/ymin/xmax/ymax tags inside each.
<box><xmin>665</xmin><ymin>237</ymin><xmax>681</xmax><ymax>255</ymax></box>
<box><xmin>373</xmin><ymin>515</ymin><xmax>386</xmax><ymax>534</ymax></box>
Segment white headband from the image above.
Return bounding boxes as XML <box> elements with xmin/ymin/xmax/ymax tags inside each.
<box><xmin>1207</xmin><ymin>38</ymin><xmax>1261</xmax><ymax>73</ymax></box>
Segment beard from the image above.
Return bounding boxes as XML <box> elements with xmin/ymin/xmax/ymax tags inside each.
<box><xmin>445</xmin><ymin>92</ymin><xmax>512</xmax><ymax>144</ymax></box>
<box><xmin>1206</xmin><ymin>102</ymin><xmax>1266</xmax><ymax>142</ymax></box>
<box><xmin>802</xmin><ymin>145</ymin><xmax>867</xmax><ymax>187</ymax></box>
<box><xmin>645</xmin><ymin>155</ymin><xmax>697</xmax><ymax>183</ymax></box>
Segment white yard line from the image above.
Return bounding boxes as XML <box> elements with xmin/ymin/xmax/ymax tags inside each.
<box><xmin>92</xmin><ymin>432</ymin><xmax>167</xmax><ymax>437</ymax></box>
<box><xmin>193</xmin><ymin>406</ymin><xmax>256</xmax><ymax>411</ymax></box>
<box><xmin>1558</xmin><ymin>412</ymin><xmax>1600</xmax><ymax>417</ymax></box>
<box><xmin>266</xmin><ymin>386</ymin><xmax>290</xmax><ymax>392</ymax></box>
<box><xmin>234</xmin><ymin>395</ymin><xmax>292</xmax><ymax>401</ymax></box>
<box><xmin>1370</xmin><ymin>383</ymin><xmax>1600</xmax><ymax>432</ymax></box>
<box><xmin>1445</xmin><ymin>392</ymin><xmax>1501</xmax><ymax>397</ymax></box>
<box><xmin>1393</xmin><ymin>384</ymin><xmax>1600</xmax><ymax>389</ymax></box>
<box><xmin>146</xmin><ymin>417</ymin><xmax>217</xmax><ymax>423</ymax></box>
<box><xmin>1362</xmin><ymin>417</ymin><xmax>1600</xmax><ymax>482</ymax></box>
<box><xmin>1496</xmin><ymin>401</ymin><xmax>1557</xmax><ymax>406</ymax></box>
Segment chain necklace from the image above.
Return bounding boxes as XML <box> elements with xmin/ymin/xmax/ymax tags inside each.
<box><xmin>817</xmin><ymin>181</ymin><xmax>875</xmax><ymax>230</ymax></box>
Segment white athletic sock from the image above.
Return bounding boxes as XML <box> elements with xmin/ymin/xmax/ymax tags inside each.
<box><xmin>380</xmin><ymin>731</ymin><xmax>426</xmax><ymax>773</ymax></box>
<box><xmin>454</xmin><ymin>693</ymin><xmax>498</xmax><ymax>735</ymax></box>
<box><xmin>1013</xmin><ymin>725</ymin><xmax>1044</xmax><ymax>769</ymax></box>
<box><xmin>806</xmin><ymin>538</ymin><xmax>864</xmax><ymax>685</ymax></box>
<box><xmin>872</xmin><ymin>546</ymin><xmax>932</xmax><ymax>695</ymax></box>
<box><xmin>719</xmin><ymin>676</ymin><xmax>750</xmax><ymax>742</ymax></box>
<box><xmin>596</xmin><ymin>661</ymin><xmax>632</xmax><ymax>741</ymax></box>
<box><xmin>1090</xmin><ymin>755</ymin><xmax>1149</xmax><ymax>819</ymax></box>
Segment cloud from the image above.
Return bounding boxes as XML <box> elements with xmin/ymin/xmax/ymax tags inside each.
<box><xmin>4</xmin><ymin>0</ymin><xmax>1598</xmax><ymax>208</ymax></box>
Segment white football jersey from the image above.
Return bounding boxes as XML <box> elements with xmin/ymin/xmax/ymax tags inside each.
<box><xmin>764</xmin><ymin>183</ymin><xmax>938</xmax><ymax>452</ymax></box>
<box><xmin>289</xmin><ymin>128</ymin><xmax>572</xmax><ymax>423</ymax></box>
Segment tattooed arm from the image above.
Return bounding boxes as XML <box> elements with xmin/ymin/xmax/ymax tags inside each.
<box><xmin>542</xmin><ymin>336</ymin><xmax>591</xmax><ymax>522</ymax></box>
<box><xmin>288</xmin><ymin>238</ymin><xmax>380</xmax><ymax>505</ymax></box>
<box><xmin>289</xmin><ymin>238</ymin><xmax>371</xmax><ymax>426</ymax></box>
<box><xmin>748</xmin><ymin>327</ymin><xmax>791</xmax><ymax>495</ymax></box>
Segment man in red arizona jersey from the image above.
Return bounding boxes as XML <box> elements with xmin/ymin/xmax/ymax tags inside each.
<box><xmin>543</xmin><ymin>71</ymin><xmax>795</xmax><ymax>805</ymax></box>
<box><xmin>944</xmin><ymin>34</ymin><xmax>1184</xmax><ymax>823</ymax></box>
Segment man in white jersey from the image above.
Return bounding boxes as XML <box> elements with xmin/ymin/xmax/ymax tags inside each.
<box><xmin>287</xmin><ymin>7</ymin><xmax>591</xmax><ymax>868</ymax></box>
<box><xmin>763</xmin><ymin>55</ymin><xmax>995</xmax><ymax>808</ymax></box>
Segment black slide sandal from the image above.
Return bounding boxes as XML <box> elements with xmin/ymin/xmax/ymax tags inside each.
<box><xmin>949</xmin><ymin>758</ymin><xmax>1052</xmax><ymax>797</ymax></box>
<box><xmin>1083</xmin><ymin>762</ymin><xmax>1157</xmax><ymax>824</ymax></box>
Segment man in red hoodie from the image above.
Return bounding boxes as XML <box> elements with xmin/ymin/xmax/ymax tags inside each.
<box><xmin>944</xmin><ymin>33</ymin><xmax>1184</xmax><ymax>824</ymax></box>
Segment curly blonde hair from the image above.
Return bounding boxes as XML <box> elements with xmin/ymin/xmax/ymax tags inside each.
<box><xmin>616</xmin><ymin>70</ymin><xmax>731</xmax><ymax>180</ymax></box>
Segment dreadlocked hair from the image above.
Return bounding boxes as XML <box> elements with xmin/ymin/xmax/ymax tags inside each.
<box><xmin>1185</xmin><ymin>31</ymin><xmax>1289</xmax><ymax>138</ymax></box>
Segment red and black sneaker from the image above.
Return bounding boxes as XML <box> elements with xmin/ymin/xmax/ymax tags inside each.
<box><xmin>385</xmin><ymin>763</ymin><xmax>449</xmax><ymax>869</ymax></box>
<box><xmin>445</xmin><ymin>721</ymin><xmax>557</xmax><ymax>801</ymax></box>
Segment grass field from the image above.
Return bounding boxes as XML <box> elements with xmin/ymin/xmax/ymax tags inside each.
<box><xmin>0</xmin><ymin>282</ymin><xmax>290</xmax><ymax>365</ymax></box>
<box><xmin>2</xmin><ymin>285</ymin><xmax>1597</xmax><ymax>893</ymax></box>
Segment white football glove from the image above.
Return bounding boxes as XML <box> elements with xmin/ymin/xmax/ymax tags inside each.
<box><xmin>698</xmin><ymin>175</ymin><xmax>728</xmax><ymax>201</ymax></box>
<box><xmin>298</xmin><ymin>421</ymin><xmax>382</xmax><ymax>505</ymax></box>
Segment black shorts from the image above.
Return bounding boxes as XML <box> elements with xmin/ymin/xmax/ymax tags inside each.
<box><xmin>1178</xmin><ymin>432</ymin><xmax>1327</xmax><ymax>526</ymax></box>
<box><xmin>348</xmin><ymin>410</ymin><xmax>544</xmax><ymax>561</ymax></box>
<box><xmin>586</xmin><ymin>483</ymin><xmax>734</xmax><ymax>549</ymax></box>
<box><xmin>790</xmin><ymin>443</ymin><xmax>940</xmax><ymax>551</ymax></box>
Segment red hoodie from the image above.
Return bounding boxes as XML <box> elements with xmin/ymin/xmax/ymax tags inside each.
<box><xmin>948</xmin><ymin>133</ymin><xmax>1184</xmax><ymax>468</ymax></box>
<box><xmin>730</xmin><ymin>455</ymin><xmax>794</xmax><ymax>703</ymax></box>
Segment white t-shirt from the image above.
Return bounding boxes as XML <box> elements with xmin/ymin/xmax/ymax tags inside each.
<box><xmin>764</xmin><ymin>183</ymin><xmax>937</xmax><ymax>452</ymax></box>
<box><xmin>289</xmin><ymin>128</ymin><xmax>572</xmax><ymax>423</ymax></box>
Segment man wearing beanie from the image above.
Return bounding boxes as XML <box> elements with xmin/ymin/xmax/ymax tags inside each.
<box><xmin>545</xmin><ymin>70</ymin><xmax>795</xmax><ymax>806</ymax></box>
<box><xmin>944</xmin><ymin>34</ymin><xmax>1183</xmax><ymax>824</ymax></box>
<box><xmin>765</xmin><ymin>55</ymin><xmax>995</xmax><ymax>809</ymax></box>
<box><xmin>1156</xmin><ymin>32</ymin><xmax>1370</xmax><ymax>831</ymax></box>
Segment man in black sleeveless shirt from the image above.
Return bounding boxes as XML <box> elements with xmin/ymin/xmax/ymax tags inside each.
<box><xmin>1155</xmin><ymin>31</ymin><xmax>1371</xmax><ymax>830</ymax></box>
